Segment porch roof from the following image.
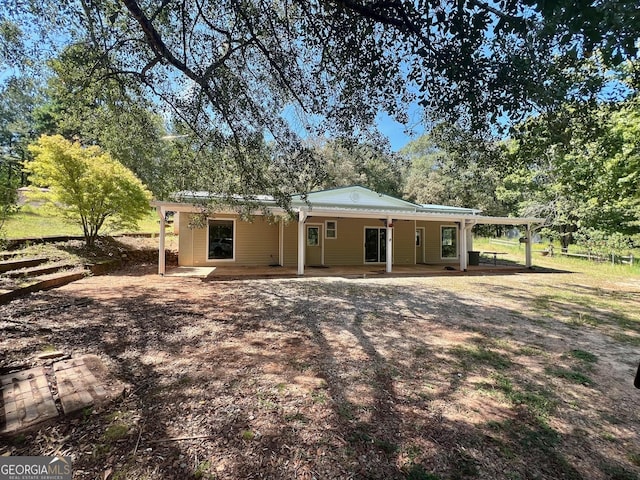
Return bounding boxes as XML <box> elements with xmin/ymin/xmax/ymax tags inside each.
<box><xmin>152</xmin><ymin>186</ymin><xmax>544</xmax><ymax>225</ymax></box>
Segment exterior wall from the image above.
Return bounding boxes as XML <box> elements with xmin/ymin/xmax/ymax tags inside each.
<box><xmin>178</xmin><ymin>212</ymin><xmax>194</xmax><ymax>266</ymax></box>
<box><xmin>282</xmin><ymin>220</ymin><xmax>298</xmax><ymax>267</ymax></box>
<box><xmin>178</xmin><ymin>213</ymin><xmax>461</xmax><ymax>267</ymax></box>
<box><xmin>392</xmin><ymin>220</ymin><xmax>415</xmax><ymax>265</ymax></box>
<box><xmin>417</xmin><ymin>220</ymin><xmax>460</xmax><ymax>264</ymax></box>
<box><xmin>179</xmin><ymin>213</ymin><xmax>279</xmax><ymax>266</ymax></box>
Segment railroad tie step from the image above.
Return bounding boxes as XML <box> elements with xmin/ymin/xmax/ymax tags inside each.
<box><xmin>4</xmin><ymin>263</ymin><xmax>77</xmax><ymax>279</ymax></box>
<box><xmin>0</xmin><ymin>270</ymin><xmax>89</xmax><ymax>304</ymax></box>
<box><xmin>0</xmin><ymin>257</ymin><xmax>49</xmax><ymax>273</ymax></box>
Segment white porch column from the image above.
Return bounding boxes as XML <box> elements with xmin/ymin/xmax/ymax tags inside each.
<box><xmin>157</xmin><ymin>207</ymin><xmax>166</xmax><ymax>275</ymax></box>
<box><xmin>459</xmin><ymin>220</ymin><xmax>467</xmax><ymax>271</ymax></box>
<box><xmin>279</xmin><ymin>217</ymin><xmax>284</xmax><ymax>266</ymax></box>
<box><xmin>297</xmin><ymin>210</ymin><xmax>306</xmax><ymax>275</ymax></box>
<box><xmin>525</xmin><ymin>224</ymin><xmax>532</xmax><ymax>268</ymax></box>
<box><xmin>386</xmin><ymin>217</ymin><xmax>393</xmax><ymax>273</ymax></box>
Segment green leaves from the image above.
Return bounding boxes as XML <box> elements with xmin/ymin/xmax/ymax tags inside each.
<box><xmin>25</xmin><ymin>135</ymin><xmax>152</xmax><ymax>246</ymax></box>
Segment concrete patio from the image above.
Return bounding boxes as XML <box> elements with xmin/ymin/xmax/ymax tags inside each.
<box><xmin>165</xmin><ymin>262</ymin><xmax>533</xmax><ymax>280</ymax></box>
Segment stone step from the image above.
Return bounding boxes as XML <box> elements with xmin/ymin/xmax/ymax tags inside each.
<box><xmin>0</xmin><ymin>270</ymin><xmax>89</xmax><ymax>304</ymax></box>
<box><xmin>4</xmin><ymin>263</ymin><xmax>77</xmax><ymax>279</ymax></box>
<box><xmin>0</xmin><ymin>257</ymin><xmax>48</xmax><ymax>273</ymax></box>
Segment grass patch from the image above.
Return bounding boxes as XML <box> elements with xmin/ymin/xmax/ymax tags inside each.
<box><xmin>568</xmin><ymin>349</ymin><xmax>598</xmax><ymax>363</ymax></box>
<box><xmin>311</xmin><ymin>391</ymin><xmax>327</xmax><ymax>404</ymax></box>
<box><xmin>545</xmin><ymin>367</ymin><xmax>593</xmax><ymax>386</ymax></box>
<box><xmin>492</xmin><ymin>374</ymin><xmax>557</xmax><ymax>420</ymax></box>
<box><xmin>194</xmin><ymin>460</ymin><xmax>214</xmax><ymax>479</ymax></box>
<box><xmin>5</xmin><ymin>205</ymin><xmax>161</xmax><ymax>239</ymax></box>
<box><xmin>517</xmin><ymin>346</ymin><xmax>545</xmax><ymax>357</ymax></box>
<box><xmin>610</xmin><ymin>332</ymin><xmax>640</xmax><ymax>346</ymax></box>
<box><xmin>569</xmin><ymin>313</ymin><xmax>600</xmax><ymax>327</ymax></box>
<box><xmin>102</xmin><ymin>423</ymin><xmax>130</xmax><ymax>443</ymax></box>
<box><xmin>627</xmin><ymin>452</ymin><xmax>640</xmax><ymax>467</ymax></box>
<box><xmin>241</xmin><ymin>430</ymin><xmax>255</xmax><ymax>441</ymax></box>
<box><xmin>413</xmin><ymin>345</ymin><xmax>429</xmax><ymax>357</ymax></box>
<box><xmin>450</xmin><ymin>345</ymin><xmax>512</xmax><ymax>371</ymax></box>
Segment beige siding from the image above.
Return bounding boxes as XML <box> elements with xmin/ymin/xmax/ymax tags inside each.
<box><xmin>178</xmin><ymin>214</ymin><xmax>459</xmax><ymax>267</ymax></box>
<box><xmin>178</xmin><ymin>213</ymin><xmax>194</xmax><ymax>266</ymax></box>
<box><xmin>235</xmin><ymin>217</ymin><xmax>280</xmax><ymax>265</ymax></box>
<box><xmin>327</xmin><ymin>218</ymin><xmax>382</xmax><ymax>265</ymax></box>
<box><xmin>282</xmin><ymin>221</ymin><xmax>298</xmax><ymax>266</ymax></box>
<box><xmin>179</xmin><ymin>213</ymin><xmax>279</xmax><ymax>266</ymax></box>
<box><xmin>418</xmin><ymin>220</ymin><xmax>459</xmax><ymax>264</ymax></box>
<box><xmin>392</xmin><ymin>220</ymin><xmax>414</xmax><ymax>265</ymax></box>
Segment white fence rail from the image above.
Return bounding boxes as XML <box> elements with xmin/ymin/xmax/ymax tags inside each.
<box><xmin>557</xmin><ymin>251</ymin><xmax>635</xmax><ymax>266</ymax></box>
<box><xmin>487</xmin><ymin>238</ymin><xmax>636</xmax><ymax>267</ymax></box>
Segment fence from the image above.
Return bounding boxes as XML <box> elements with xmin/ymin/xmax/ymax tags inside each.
<box><xmin>487</xmin><ymin>238</ymin><xmax>635</xmax><ymax>267</ymax></box>
<box><xmin>557</xmin><ymin>251</ymin><xmax>635</xmax><ymax>266</ymax></box>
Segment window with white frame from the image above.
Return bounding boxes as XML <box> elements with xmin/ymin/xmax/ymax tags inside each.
<box><xmin>325</xmin><ymin>220</ymin><xmax>337</xmax><ymax>239</ymax></box>
<box><xmin>441</xmin><ymin>225</ymin><xmax>458</xmax><ymax>259</ymax></box>
<box><xmin>208</xmin><ymin>219</ymin><xmax>234</xmax><ymax>260</ymax></box>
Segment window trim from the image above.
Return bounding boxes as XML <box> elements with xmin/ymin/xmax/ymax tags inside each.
<box><xmin>206</xmin><ymin>218</ymin><xmax>236</xmax><ymax>262</ymax></box>
<box><xmin>307</xmin><ymin>225</ymin><xmax>320</xmax><ymax>246</ymax></box>
<box><xmin>363</xmin><ymin>226</ymin><xmax>388</xmax><ymax>264</ymax></box>
<box><xmin>325</xmin><ymin>220</ymin><xmax>337</xmax><ymax>239</ymax></box>
<box><xmin>440</xmin><ymin>224</ymin><xmax>459</xmax><ymax>260</ymax></box>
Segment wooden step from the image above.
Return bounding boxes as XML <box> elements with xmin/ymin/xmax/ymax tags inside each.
<box><xmin>0</xmin><ymin>257</ymin><xmax>48</xmax><ymax>273</ymax></box>
<box><xmin>4</xmin><ymin>263</ymin><xmax>76</xmax><ymax>279</ymax></box>
<box><xmin>0</xmin><ymin>270</ymin><xmax>89</xmax><ymax>304</ymax></box>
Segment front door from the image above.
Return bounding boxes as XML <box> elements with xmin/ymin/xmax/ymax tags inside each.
<box><xmin>306</xmin><ymin>225</ymin><xmax>322</xmax><ymax>266</ymax></box>
<box><xmin>365</xmin><ymin>227</ymin><xmax>386</xmax><ymax>263</ymax></box>
<box><xmin>416</xmin><ymin>228</ymin><xmax>424</xmax><ymax>263</ymax></box>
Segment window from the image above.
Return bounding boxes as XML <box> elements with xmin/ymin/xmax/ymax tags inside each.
<box><xmin>325</xmin><ymin>220</ymin><xmax>337</xmax><ymax>239</ymax></box>
<box><xmin>441</xmin><ymin>225</ymin><xmax>458</xmax><ymax>259</ymax></box>
<box><xmin>365</xmin><ymin>227</ymin><xmax>386</xmax><ymax>263</ymax></box>
<box><xmin>208</xmin><ymin>219</ymin><xmax>234</xmax><ymax>260</ymax></box>
<box><xmin>307</xmin><ymin>226</ymin><xmax>319</xmax><ymax>246</ymax></box>
<box><xmin>415</xmin><ymin>229</ymin><xmax>422</xmax><ymax>247</ymax></box>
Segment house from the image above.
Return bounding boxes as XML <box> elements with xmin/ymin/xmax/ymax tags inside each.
<box><xmin>151</xmin><ymin>186</ymin><xmax>543</xmax><ymax>275</ymax></box>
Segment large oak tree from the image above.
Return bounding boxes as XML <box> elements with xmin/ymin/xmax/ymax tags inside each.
<box><xmin>2</xmin><ymin>0</ymin><xmax>638</xmax><ymax>200</ymax></box>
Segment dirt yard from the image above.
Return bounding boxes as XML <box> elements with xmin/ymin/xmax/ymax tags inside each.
<box><xmin>1</xmin><ymin>265</ymin><xmax>639</xmax><ymax>480</ymax></box>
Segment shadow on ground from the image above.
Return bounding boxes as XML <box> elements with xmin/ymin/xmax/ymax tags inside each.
<box><xmin>1</xmin><ymin>270</ymin><xmax>639</xmax><ymax>480</ymax></box>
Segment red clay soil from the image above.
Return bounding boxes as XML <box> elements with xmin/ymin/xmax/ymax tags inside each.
<box><xmin>1</xmin><ymin>264</ymin><xmax>639</xmax><ymax>480</ymax></box>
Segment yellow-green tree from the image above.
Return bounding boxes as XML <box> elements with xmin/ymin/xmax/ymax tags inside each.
<box><xmin>25</xmin><ymin>135</ymin><xmax>152</xmax><ymax>247</ymax></box>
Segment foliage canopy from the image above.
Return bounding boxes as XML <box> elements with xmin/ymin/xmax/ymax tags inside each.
<box><xmin>1</xmin><ymin>0</ymin><xmax>638</xmax><ymax>201</ymax></box>
<box><xmin>25</xmin><ymin>135</ymin><xmax>152</xmax><ymax>246</ymax></box>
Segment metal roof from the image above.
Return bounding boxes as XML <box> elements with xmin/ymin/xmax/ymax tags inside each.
<box><xmin>156</xmin><ymin>186</ymin><xmax>545</xmax><ymax>225</ymax></box>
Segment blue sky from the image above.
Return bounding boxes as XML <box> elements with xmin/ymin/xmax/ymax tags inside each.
<box><xmin>375</xmin><ymin>104</ymin><xmax>425</xmax><ymax>152</ymax></box>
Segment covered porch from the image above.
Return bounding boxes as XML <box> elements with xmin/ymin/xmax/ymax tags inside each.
<box><xmin>164</xmin><ymin>260</ymin><xmax>536</xmax><ymax>280</ymax></box>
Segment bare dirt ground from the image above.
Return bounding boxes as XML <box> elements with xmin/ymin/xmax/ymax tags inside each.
<box><xmin>1</xmin><ymin>265</ymin><xmax>639</xmax><ymax>480</ymax></box>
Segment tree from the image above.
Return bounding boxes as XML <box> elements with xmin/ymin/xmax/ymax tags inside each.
<box><xmin>33</xmin><ymin>44</ymin><xmax>173</xmax><ymax>198</ymax></box>
<box><xmin>25</xmin><ymin>135</ymin><xmax>152</xmax><ymax>247</ymax></box>
<box><xmin>498</xmin><ymin>97</ymin><xmax>640</xmax><ymax>248</ymax></box>
<box><xmin>402</xmin><ymin>124</ymin><xmax>509</xmax><ymax>216</ymax></box>
<box><xmin>309</xmin><ymin>138</ymin><xmax>404</xmax><ymax>196</ymax></box>
<box><xmin>2</xmin><ymin>0</ymin><xmax>638</xmax><ymax>200</ymax></box>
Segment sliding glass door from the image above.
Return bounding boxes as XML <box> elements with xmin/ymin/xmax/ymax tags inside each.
<box><xmin>365</xmin><ymin>227</ymin><xmax>386</xmax><ymax>263</ymax></box>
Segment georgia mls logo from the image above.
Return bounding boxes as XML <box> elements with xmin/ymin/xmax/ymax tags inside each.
<box><xmin>0</xmin><ymin>456</ymin><xmax>72</xmax><ymax>480</ymax></box>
